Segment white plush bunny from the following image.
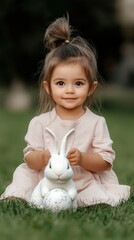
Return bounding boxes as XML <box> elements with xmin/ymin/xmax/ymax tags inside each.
<box><xmin>30</xmin><ymin>127</ymin><xmax>77</xmax><ymax>211</ymax></box>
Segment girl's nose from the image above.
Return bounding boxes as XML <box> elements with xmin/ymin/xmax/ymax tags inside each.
<box><xmin>65</xmin><ymin>85</ymin><xmax>75</xmax><ymax>93</ymax></box>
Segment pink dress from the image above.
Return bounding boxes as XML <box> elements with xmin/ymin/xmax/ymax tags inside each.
<box><xmin>1</xmin><ymin>108</ymin><xmax>130</xmax><ymax>206</ymax></box>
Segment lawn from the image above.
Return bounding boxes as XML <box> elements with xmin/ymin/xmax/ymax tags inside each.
<box><xmin>0</xmin><ymin>101</ymin><xmax>134</xmax><ymax>240</ymax></box>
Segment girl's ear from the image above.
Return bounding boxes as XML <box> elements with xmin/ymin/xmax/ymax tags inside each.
<box><xmin>88</xmin><ymin>81</ymin><xmax>98</xmax><ymax>96</ymax></box>
<box><xmin>43</xmin><ymin>81</ymin><xmax>50</xmax><ymax>94</ymax></box>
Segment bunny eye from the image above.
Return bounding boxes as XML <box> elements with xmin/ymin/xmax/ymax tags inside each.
<box><xmin>49</xmin><ymin>162</ymin><xmax>52</xmax><ymax>168</ymax></box>
<box><xmin>67</xmin><ymin>164</ymin><xmax>69</xmax><ymax>169</ymax></box>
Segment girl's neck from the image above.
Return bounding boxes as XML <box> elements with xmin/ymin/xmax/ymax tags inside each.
<box><xmin>55</xmin><ymin>105</ymin><xmax>86</xmax><ymax>120</ymax></box>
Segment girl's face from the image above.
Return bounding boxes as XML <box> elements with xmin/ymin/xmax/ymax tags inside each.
<box><xmin>44</xmin><ymin>62</ymin><xmax>97</xmax><ymax>115</ymax></box>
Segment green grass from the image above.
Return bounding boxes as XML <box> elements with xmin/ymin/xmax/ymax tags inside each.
<box><xmin>0</xmin><ymin>104</ymin><xmax>134</xmax><ymax>240</ymax></box>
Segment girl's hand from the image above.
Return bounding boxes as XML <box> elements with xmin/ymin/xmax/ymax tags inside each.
<box><xmin>67</xmin><ymin>148</ymin><xmax>81</xmax><ymax>166</ymax></box>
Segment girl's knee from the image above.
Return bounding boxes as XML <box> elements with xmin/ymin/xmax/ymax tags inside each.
<box><xmin>13</xmin><ymin>163</ymin><xmax>39</xmax><ymax>179</ymax></box>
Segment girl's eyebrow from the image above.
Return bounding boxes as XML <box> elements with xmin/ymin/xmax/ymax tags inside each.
<box><xmin>52</xmin><ymin>78</ymin><xmax>65</xmax><ymax>82</ymax></box>
<box><xmin>75</xmin><ymin>78</ymin><xmax>87</xmax><ymax>82</ymax></box>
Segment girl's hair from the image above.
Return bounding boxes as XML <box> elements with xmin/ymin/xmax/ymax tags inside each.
<box><xmin>39</xmin><ymin>15</ymin><xmax>99</xmax><ymax>113</ymax></box>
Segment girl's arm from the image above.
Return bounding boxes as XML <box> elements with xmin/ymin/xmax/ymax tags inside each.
<box><xmin>80</xmin><ymin>152</ymin><xmax>110</xmax><ymax>172</ymax></box>
<box><xmin>67</xmin><ymin>148</ymin><xmax>110</xmax><ymax>173</ymax></box>
<box><xmin>24</xmin><ymin>150</ymin><xmax>51</xmax><ymax>171</ymax></box>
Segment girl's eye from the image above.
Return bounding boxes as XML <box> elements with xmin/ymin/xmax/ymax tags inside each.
<box><xmin>75</xmin><ymin>81</ymin><xmax>84</xmax><ymax>86</ymax></box>
<box><xmin>56</xmin><ymin>81</ymin><xmax>64</xmax><ymax>86</ymax></box>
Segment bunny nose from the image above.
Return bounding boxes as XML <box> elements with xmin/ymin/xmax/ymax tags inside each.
<box><xmin>55</xmin><ymin>166</ymin><xmax>65</xmax><ymax>177</ymax></box>
<box><xmin>56</xmin><ymin>171</ymin><xmax>63</xmax><ymax>177</ymax></box>
<box><xmin>57</xmin><ymin>175</ymin><xmax>61</xmax><ymax>180</ymax></box>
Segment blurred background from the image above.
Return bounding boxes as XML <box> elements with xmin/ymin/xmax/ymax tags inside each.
<box><xmin>0</xmin><ymin>0</ymin><xmax>134</xmax><ymax>111</ymax></box>
<box><xmin>0</xmin><ymin>0</ymin><xmax>134</xmax><ymax>194</ymax></box>
<box><xmin>0</xmin><ymin>2</ymin><xmax>134</xmax><ymax>237</ymax></box>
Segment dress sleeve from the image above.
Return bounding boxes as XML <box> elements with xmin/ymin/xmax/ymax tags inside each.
<box><xmin>23</xmin><ymin>116</ymin><xmax>44</xmax><ymax>157</ymax></box>
<box><xmin>92</xmin><ymin>116</ymin><xmax>115</xmax><ymax>166</ymax></box>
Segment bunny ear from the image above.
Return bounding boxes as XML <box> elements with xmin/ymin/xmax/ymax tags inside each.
<box><xmin>45</xmin><ymin>127</ymin><xmax>58</xmax><ymax>155</ymax></box>
<box><xmin>60</xmin><ymin>128</ymin><xmax>75</xmax><ymax>156</ymax></box>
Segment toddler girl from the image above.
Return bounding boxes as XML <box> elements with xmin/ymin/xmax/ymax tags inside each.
<box><xmin>1</xmin><ymin>16</ymin><xmax>130</xmax><ymax>206</ymax></box>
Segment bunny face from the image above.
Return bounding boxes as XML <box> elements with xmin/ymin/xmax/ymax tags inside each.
<box><xmin>45</xmin><ymin>155</ymin><xmax>73</xmax><ymax>182</ymax></box>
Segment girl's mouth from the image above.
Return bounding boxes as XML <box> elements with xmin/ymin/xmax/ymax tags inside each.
<box><xmin>63</xmin><ymin>98</ymin><xmax>77</xmax><ymax>100</ymax></box>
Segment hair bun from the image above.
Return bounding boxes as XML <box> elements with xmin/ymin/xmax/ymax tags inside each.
<box><xmin>44</xmin><ymin>16</ymin><xmax>71</xmax><ymax>51</ymax></box>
